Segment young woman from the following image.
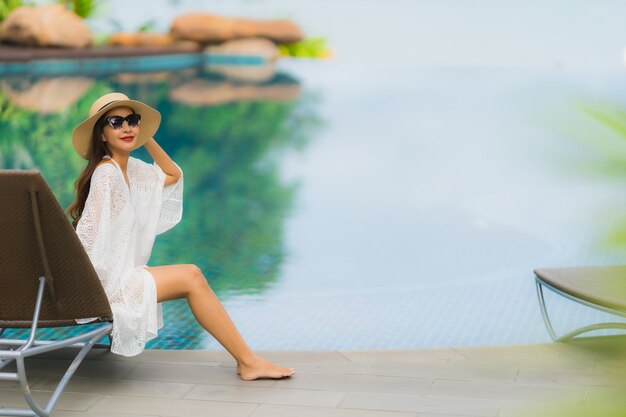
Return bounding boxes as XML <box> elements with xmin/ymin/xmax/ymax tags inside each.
<box><xmin>67</xmin><ymin>92</ymin><xmax>294</xmax><ymax>380</ymax></box>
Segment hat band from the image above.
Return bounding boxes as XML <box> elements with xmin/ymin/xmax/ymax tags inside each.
<box><xmin>97</xmin><ymin>100</ymin><xmax>118</xmax><ymax>112</ymax></box>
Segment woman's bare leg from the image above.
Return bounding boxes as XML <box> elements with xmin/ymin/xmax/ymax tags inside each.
<box><xmin>146</xmin><ymin>264</ymin><xmax>294</xmax><ymax>380</ymax></box>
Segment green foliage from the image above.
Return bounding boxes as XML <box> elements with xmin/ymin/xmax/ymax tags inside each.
<box><xmin>58</xmin><ymin>0</ymin><xmax>96</xmax><ymax>19</ymax></box>
<box><xmin>579</xmin><ymin>102</ymin><xmax>626</xmax><ymax>141</ymax></box>
<box><xmin>0</xmin><ymin>0</ymin><xmax>99</xmax><ymax>21</ymax></box>
<box><xmin>92</xmin><ymin>32</ymin><xmax>110</xmax><ymax>46</ymax></box>
<box><xmin>107</xmin><ymin>17</ymin><xmax>123</xmax><ymax>33</ymax></box>
<box><xmin>576</xmin><ymin>101</ymin><xmax>626</xmax><ymax>252</ymax></box>
<box><xmin>514</xmin><ymin>401</ymin><xmax>626</xmax><ymax>417</ymax></box>
<box><xmin>279</xmin><ymin>37</ymin><xmax>331</xmax><ymax>59</ymax></box>
<box><xmin>137</xmin><ymin>19</ymin><xmax>157</xmax><ymax>33</ymax></box>
<box><xmin>0</xmin><ymin>0</ymin><xmax>22</xmax><ymax>22</ymax></box>
<box><xmin>0</xmin><ymin>81</ymin><xmax>110</xmax><ymax>206</ymax></box>
<box><xmin>574</xmin><ymin>102</ymin><xmax>626</xmax><ymax>177</ymax></box>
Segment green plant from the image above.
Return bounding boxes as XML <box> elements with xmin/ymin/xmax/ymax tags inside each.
<box><xmin>279</xmin><ymin>37</ymin><xmax>331</xmax><ymax>59</ymax></box>
<box><xmin>58</xmin><ymin>0</ymin><xmax>96</xmax><ymax>19</ymax></box>
<box><xmin>574</xmin><ymin>101</ymin><xmax>626</xmax><ymax>252</ymax></box>
<box><xmin>0</xmin><ymin>0</ymin><xmax>22</xmax><ymax>22</ymax></box>
<box><xmin>137</xmin><ymin>19</ymin><xmax>157</xmax><ymax>33</ymax></box>
<box><xmin>577</xmin><ymin>102</ymin><xmax>626</xmax><ymax>176</ymax></box>
<box><xmin>0</xmin><ymin>82</ymin><xmax>110</xmax><ymax>204</ymax></box>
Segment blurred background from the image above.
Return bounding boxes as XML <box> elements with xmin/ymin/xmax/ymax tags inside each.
<box><xmin>2</xmin><ymin>0</ymin><xmax>626</xmax><ymax>350</ymax></box>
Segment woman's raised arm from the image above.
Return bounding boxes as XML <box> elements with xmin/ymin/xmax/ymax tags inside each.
<box><xmin>143</xmin><ymin>138</ymin><xmax>182</xmax><ymax>186</ymax></box>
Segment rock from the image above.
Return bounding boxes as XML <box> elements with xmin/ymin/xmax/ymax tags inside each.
<box><xmin>208</xmin><ymin>63</ymin><xmax>277</xmax><ymax>83</ymax></box>
<box><xmin>205</xmin><ymin>38</ymin><xmax>279</xmax><ymax>62</ymax></box>
<box><xmin>204</xmin><ymin>38</ymin><xmax>279</xmax><ymax>82</ymax></box>
<box><xmin>0</xmin><ymin>4</ymin><xmax>92</xmax><ymax>48</ymax></box>
<box><xmin>1</xmin><ymin>77</ymin><xmax>94</xmax><ymax>114</ymax></box>
<box><xmin>173</xmin><ymin>40</ymin><xmax>204</xmax><ymax>52</ymax></box>
<box><xmin>107</xmin><ymin>32</ymin><xmax>136</xmax><ymax>46</ymax></box>
<box><xmin>171</xmin><ymin>13</ymin><xmax>303</xmax><ymax>45</ymax></box>
<box><xmin>115</xmin><ymin>72</ymin><xmax>171</xmax><ymax>84</ymax></box>
<box><xmin>108</xmin><ymin>32</ymin><xmax>175</xmax><ymax>47</ymax></box>
<box><xmin>250</xmin><ymin>19</ymin><xmax>303</xmax><ymax>44</ymax></box>
<box><xmin>169</xmin><ymin>79</ymin><xmax>301</xmax><ymax>106</ymax></box>
<box><xmin>107</xmin><ymin>33</ymin><xmax>202</xmax><ymax>52</ymax></box>
<box><xmin>108</xmin><ymin>33</ymin><xmax>160</xmax><ymax>47</ymax></box>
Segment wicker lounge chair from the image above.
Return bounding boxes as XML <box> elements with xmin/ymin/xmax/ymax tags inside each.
<box><xmin>534</xmin><ymin>266</ymin><xmax>626</xmax><ymax>341</ymax></box>
<box><xmin>0</xmin><ymin>170</ymin><xmax>113</xmax><ymax>417</ymax></box>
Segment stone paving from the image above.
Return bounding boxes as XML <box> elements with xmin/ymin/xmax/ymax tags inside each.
<box><xmin>1</xmin><ymin>337</ymin><xmax>625</xmax><ymax>417</ymax></box>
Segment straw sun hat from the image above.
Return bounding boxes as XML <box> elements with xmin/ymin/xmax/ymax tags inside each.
<box><xmin>71</xmin><ymin>92</ymin><xmax>161</xmax><ymax>159</ymax></box>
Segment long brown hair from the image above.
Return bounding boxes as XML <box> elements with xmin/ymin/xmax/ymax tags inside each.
<box><xmin>66</xmin><ymin>116</ymin><xmax>111</xmax><ymax>229</ymax></box>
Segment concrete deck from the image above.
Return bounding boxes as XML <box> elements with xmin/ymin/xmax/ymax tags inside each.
<box><xmin>1</xmin><ymin>337</ymin><xmax>626</xmax><ymax>417</ymax></box>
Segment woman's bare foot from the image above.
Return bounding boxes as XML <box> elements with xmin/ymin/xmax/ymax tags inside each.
<box><xmin>237</xmin><ymin>355</ymin><xmax>295</xmax><ymax>380</ymax></box>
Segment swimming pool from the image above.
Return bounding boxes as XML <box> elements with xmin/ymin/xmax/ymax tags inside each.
<box><xmin>3</xmin><ymin>1</ymin><xmax>626</xmax><ymax>350</ymax></box>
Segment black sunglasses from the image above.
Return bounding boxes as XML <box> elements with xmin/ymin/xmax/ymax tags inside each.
<box><xmin>105</xmin><ymin>114</ymin><xmax>141</xmax><ymax>130</ymax></box>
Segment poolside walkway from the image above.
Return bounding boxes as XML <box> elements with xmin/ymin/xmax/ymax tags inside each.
<box><xmin>1</xmin><ymin>337</ymin><xmax>625</xmax><ymax>417</ymax></box>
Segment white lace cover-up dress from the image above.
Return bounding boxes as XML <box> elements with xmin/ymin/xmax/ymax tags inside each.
<box><xmin>76</xmin><ymin>155</ymin><xmax>183</xmax><ymax>356</ymax></box>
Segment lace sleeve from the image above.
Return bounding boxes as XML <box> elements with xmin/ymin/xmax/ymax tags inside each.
<box><xmin>154</xmin><ymin>161</ymin><xmax>184</xmax><ymax>235</ymax></box>
<box><xmin>76</xmin><ymin>164</ymin><xmax>126</xmax><ymax>272</ymax></box>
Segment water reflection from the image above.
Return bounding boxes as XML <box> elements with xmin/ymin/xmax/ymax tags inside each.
<box><xmin>0</xmin><ymin>83</ymin><xmax>107</xmax><ymax>202</ymax></box>
<box><xmin>0</xmin><ymin>62</ymin><xmax>322</xmax><ymax>310</ymax></box>
<box><xmin>110</xmin><ymin>67</ymin><xmax>319</xmax><ymax>297</ymax></box>
<box><xmin>2</xmin><ymin>76</ymin><xmax>94</xmax><ymax>114</ymax></box>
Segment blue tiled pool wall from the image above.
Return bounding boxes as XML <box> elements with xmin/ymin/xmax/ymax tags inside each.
<box><xmin>3</xmin><ymin>277</ymin><xmax>626</xmax><ymax>350</ymax></box>
<box><xmin>0</xmin><ymin>53</ymin><xmax>268</xmax><ymax>77</ymax></box>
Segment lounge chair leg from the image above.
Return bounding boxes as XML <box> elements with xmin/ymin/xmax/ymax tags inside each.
<box><xmin>94</xmin><ymin>334</ymin><xmax>113</xmax><ymax>350</ymax></box>
<box><xmin>535</xmin><ymin>279</ymin><xmax>559</xmax><ymax>341</ymax></box>
<box><xmin>0</xmin><ymin>324</ymin><xmax>113</xmax><ymax>417</ymax></box>
<box><xmin>556</xmin><ymin>322</ymin><xmax>626</xmax><ymax>342</ymax></box>
<box><xmin>536</xmin><ymin>275</ymin><xmax>626</xmax><ymax>342</ymax></box>
<box><xmin>15</xmin><ymin>355</ymin><xmax>48</xmax><ymax>417</ymax></box>
<box><xmin>0</xmin><ymin>277</ymin><xmax>113</xmax><ymax>417</ymax></box>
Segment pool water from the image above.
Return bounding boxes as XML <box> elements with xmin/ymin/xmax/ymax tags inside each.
<box><xmin>3</xmin><ymin>0</ymin><xmax>626</xmax><ymax>350</ymax></box>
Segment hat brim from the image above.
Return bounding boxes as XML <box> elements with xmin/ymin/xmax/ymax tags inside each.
<box><xmin>72</xmin><ymin>99</ymin><xmax>161</xmax><ymax>159</ymax></box>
